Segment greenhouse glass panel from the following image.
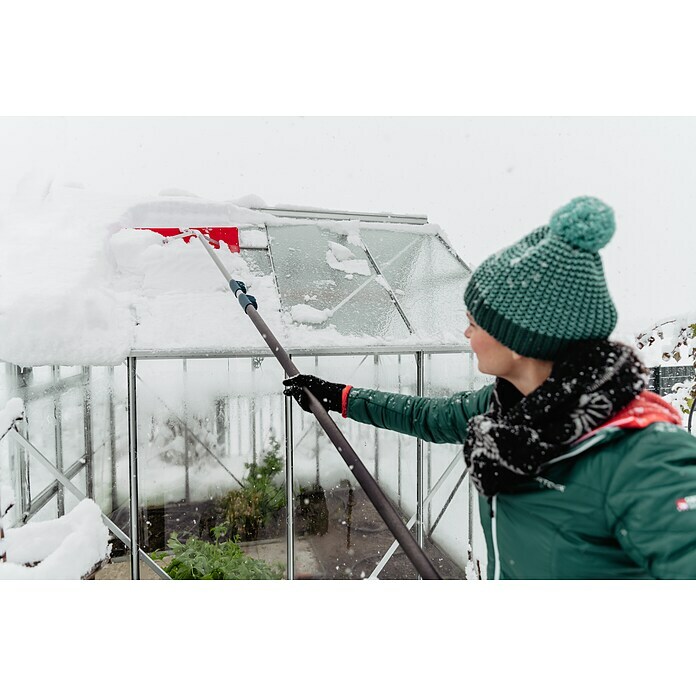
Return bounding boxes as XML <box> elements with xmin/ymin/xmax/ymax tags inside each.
<box><xmin>1</xmin><ymin>364</ymin><xmax>95</xmax><ymax>524</ymax></box>
<box><xmin>360</xmin><ymin>228</ymin><xmax>472</xmax><ymax>338</ymax></box>
<box><xmin>240</xmin><ymin>248</ymin><xmax>272</xmax><ymax>278</ymax></box>
<box><xmin>269</xmin><ymin>224</ymin><xmax>411</xmax><ymax>340</ymax></box>
<box><xmin>133</xmin><ymin>356</ymin><xmax>287</xmax><ymax>579</ymax></box>
<box><xmin>423</xmin><ymin>352</ymin><xmax>492</xmax><ymax>579</ymax></box>
<box><xmin>15</xmin><ymin>366</ymin><xmax>53</xmax><ymax>389</ymax></box>
<box><xmin>19</xmin><ymin>445</ymin><xmax>86</xmax><ymax>522</ymax></box>
<box><xmin>86</xmin><ymin>366</ymin><xmax>128</xmax><ymax>521</ymax></box>
<box><xmin>60</xmin><ymin>374</ymin><xmax>87</xmax><ymax>471</ymax></box>
<box><xmin>25</xmin><ymin>395</ymin><xmax>58</xmax><ymax>516</ymax></box>
<box><xmin>290</xmin><ymin>354</ymin><xmax>420</xmax><ymax>579</ymax></box>
<box><xmin>288</xmin><ymin>352</ymin><xmax>469</xmax><ymax>579</ymax></box>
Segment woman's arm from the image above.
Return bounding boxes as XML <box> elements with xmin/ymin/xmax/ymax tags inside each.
<box><xmin>346</xmin><ymin>384</ymin><xmax>494</xmax><ymax>444</ymax></box>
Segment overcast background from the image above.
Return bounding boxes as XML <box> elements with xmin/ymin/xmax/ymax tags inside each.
<box><xmin>1</xmin><ymin>116</ymin><xmax>694</xmax><ymax>335</ymax></box>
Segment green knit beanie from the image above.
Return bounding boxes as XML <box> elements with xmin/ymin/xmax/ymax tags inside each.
<box><xmin>463</xmin><ymin>196</ymin><xmax>618</xmax><ymax>360</ymax></box>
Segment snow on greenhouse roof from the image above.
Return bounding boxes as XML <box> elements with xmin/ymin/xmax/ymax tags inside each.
<box><xmin>0</xmin><ymin>183</ymin><xmax>472</xmax><ymax>366</ymax></box>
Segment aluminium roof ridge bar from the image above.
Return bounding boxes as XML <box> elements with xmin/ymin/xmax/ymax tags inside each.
<box><xmin>129</xmin><ymin>344</ymin><xmax>473</xmax><ymax>359</ymax></box>
<box><xmin>251</xmin><ymin>206</ymin><xmax>429</xmax><ymax>225</ymax></box>
<box><xmin>435</xmin><ymin>231</ymin><xmax>473</xmax><ymax>273</ymax></box>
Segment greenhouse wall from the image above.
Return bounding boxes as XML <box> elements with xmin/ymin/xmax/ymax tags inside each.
<box><xmin>1</xmin><ymin>349</ymin><xmax>492</xmax><ymax>579</ymax></box>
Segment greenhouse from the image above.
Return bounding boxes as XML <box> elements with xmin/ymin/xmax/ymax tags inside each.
<box><xmin>0</xmin><ymin>193</ymin><xmax>490</xmax><ymax>580</ymax></box>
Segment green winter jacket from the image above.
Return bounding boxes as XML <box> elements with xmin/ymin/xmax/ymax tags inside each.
<box><xmin>346</xmin><ymin>384</ymin><xmax>696</xmax><ymax>580</ymax></box>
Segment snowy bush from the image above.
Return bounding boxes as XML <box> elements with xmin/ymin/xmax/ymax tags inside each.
<box><xmin>635</xmin><ymin>316</ymin><xmax>696</xmax><ymax>367</ymax></box>
<box><xmin>636</xmin><ymin>316</ymin><xmax>696</xmax><ymax>428</ymax></box>
<box><xmin>664</xmin><ymin>380</ymin><xmax>696</xmax><ymax>420</ymax></box>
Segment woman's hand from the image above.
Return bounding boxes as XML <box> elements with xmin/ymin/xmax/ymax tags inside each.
<box><xmin>282</xmin><ymin>374</ymin><xmax>346</xmax><ymax>413</ymax></box>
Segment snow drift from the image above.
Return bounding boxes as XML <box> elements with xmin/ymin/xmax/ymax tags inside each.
<box><xmin>0</xmin><ymin>499</ymin><xmax>110</xmax><ymax>580</ymax></box>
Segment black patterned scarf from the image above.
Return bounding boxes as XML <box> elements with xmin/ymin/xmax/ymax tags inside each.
<box><xmin>464</xmin><ymin>341</ymin><xmax>650</xmax><ymax>497</ymax></box>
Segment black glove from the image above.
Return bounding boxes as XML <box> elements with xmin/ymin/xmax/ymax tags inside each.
<box><xmin>282</xmin><ymin>374</ymin><xmax>346</xmax><ymax>413</ymax></box>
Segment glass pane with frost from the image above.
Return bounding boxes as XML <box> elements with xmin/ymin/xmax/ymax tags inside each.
<box><xmin>360</xmin><ymin>229</ymin><xmax>472</xmax><ymax>341</ymax></box>
<box><xmin>423</xmin><ymin>352</ymin><xmax>492</xmax><ymax>580</ymax></box>
<box><xmin>240</xmin><ymin>248</ymin><xmax>272</xmax><ymax>277</ymax></box>
<box><xmin>268</xmin><ymin>224</ymin><xmax>410</xmax><ymax>340</ymax></box>
<box><xmin>133</xmin><ymin>356</ymin><xmax>288</xmax><ymax>579</ymax></box>
<box><xmin>290</xmin><ymin>353</ymin><xmax>419</xmax><ymax>579</ymax></box>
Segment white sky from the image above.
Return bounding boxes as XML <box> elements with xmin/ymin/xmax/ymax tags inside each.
<box><xmin>1</xmin><ymin>116</ymin><xmax>694</xmax><ymax>334</ymax></box>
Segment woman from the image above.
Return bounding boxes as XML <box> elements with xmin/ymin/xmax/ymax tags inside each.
<box><xmin>284</xmin><ymin>197</ymin><xmax>696</xmax><ymax>579</ymax></box>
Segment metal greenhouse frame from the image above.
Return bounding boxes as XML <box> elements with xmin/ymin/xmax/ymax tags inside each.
<box><xmin>1</xmin><ymin>205</ymin><xmax>485</xmax><ymax>580</ymax></box>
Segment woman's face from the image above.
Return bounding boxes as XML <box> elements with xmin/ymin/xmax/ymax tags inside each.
<box><xmin>464</xmin><ymin>312</ymin><xmax>517</xmax><ymax>377</ymax></box>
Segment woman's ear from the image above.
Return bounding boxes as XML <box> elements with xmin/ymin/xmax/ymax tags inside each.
<box><xmin>511</xmin><ymin>351</ymin><xmax>523</xmax><ymax>361</ymax></box>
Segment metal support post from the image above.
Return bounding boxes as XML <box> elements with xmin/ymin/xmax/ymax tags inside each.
<box><xmin>427</xmin><ymin>354</ymin><xmax>432</xmax><ymax>532</ymax></box>
<box><xmin>216</xmin><ymin>397</ymin><xmax>227</xmax><ymax>455</ymax></box>
<box><xmin>52</xmin><ymin>366</ymin><xmax>65</xmax><ymax>516</ymax></box>
<box><xmin>415</xmin><ymin>351</ymin><xmax>425</xmax><ymax>578</ymax></box>
<box><xmin>374</xmin><ymin>354</ymin><xmax>380</xmax><ymax>481</ymax></box>
<box><xmin>126</xmin><ymin>357</ymin><xmax>141</xmax><ymax>580</ymax></box>
<box><xmin>251</xmin><ymin>358</ymin><xmax>257</xmax><ymax>463</ymax></box>
<box><xmin>225</xmin><ymin>360</ymin><xmax>232</xmax><ymax>456</ymax></box>
<box><xmin>20</xmin><ymin>429</ymin><xmax>29</xmax><ymax>516</ymax></box>
<box><xmin>397</xmin><ymin>353</ymin><xmax>402</xmax><ymax>508</ymax></box>
<box><xmin>468</xmin><ymin>473</ymin><xmax>475</xmax><ymax>562</ymax></box>
<box><xmin>82</xmin><ymin>367</ymin><xmax>94</xmax><ymax>500</ymax></box>
<box><xmin>236</xmin><ymin>395</ymin><xmax>242</xmax><ymax>455</ymax></box>
<box><xmin>15</xmin><ymin>415</ymin><xmax>30</xmax><ymax>520</ymax></box>
<box><xmin>182</xmin><ymin>359</ymin><xmax>190</xmax><ymax>502</ymax></box>
<box><xmin>108</xmin><ymin>366</ymin><xmax>118</xmax><ymax>512</ymax></box>
<box><xmin>7</xmin><ymin>364</ymin><xmax>30</xmax><ymax>518</ymax></box>
<box><xmin>284</xmin><ymin>361</ymin><xmax>295</xmax><ymax>580</ymax></box>
<box><xmin>314</xmin><ymin>355</ymin><xmax>320</xmax><ymax>486</ymax></box>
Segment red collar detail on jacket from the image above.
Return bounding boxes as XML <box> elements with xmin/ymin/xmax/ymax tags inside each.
<box><xmin>581</xmin><ymin>390</ymin><xmax>682</xmax><ymax>441</ymax></box>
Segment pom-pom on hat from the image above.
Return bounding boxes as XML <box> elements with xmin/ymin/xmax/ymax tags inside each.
<box><xmin>463</xmin><ymin>196</ymin><xmax>618</xmax><ymax>360</ymax></box>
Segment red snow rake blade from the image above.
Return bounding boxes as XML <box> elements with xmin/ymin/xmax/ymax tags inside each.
<box><xmin>135</xmin><ymin>227</ymin><xmax>240</xmax><ymax>253</ymax></box>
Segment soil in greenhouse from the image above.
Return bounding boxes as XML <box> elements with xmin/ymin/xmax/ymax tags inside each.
<box><xmin>309</xmin><ymin>485</ymin><xmax>468</xmax><ymax>580</ymax></box>
<box><xmin>106</xmin><ymin>485</ymin><xmax>468</xmax><ymax>580</ymax></box>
